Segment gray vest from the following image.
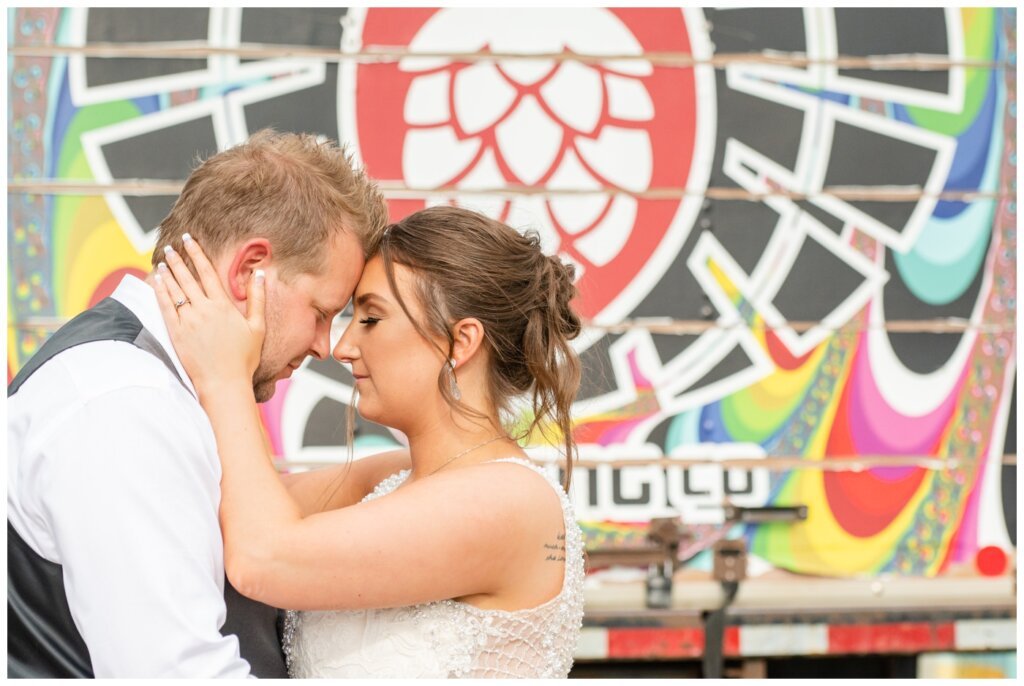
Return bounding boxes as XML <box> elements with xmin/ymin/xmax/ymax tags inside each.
<box><xmin>7</xmin><ymin>297</ymin><xmax>287</xmax><ymax>678</ymax></box>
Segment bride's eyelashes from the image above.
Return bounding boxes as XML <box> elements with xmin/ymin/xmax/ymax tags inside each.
<box><xmin>358</xmin><ymin>316</ymin><xmax>381</xmax><ymax>326</ymax></box>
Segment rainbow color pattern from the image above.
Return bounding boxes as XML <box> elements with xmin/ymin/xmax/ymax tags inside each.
<box><xmin>7</xmin><ymin>8</ymin><xmax>1017</xmax><ymax>579</ymax></box>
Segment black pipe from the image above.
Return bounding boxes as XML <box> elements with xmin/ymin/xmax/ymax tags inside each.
<box><xmin>702</xmin><ymin>580</ymin><xmax>740</xmax><ymax>679</ymax></box>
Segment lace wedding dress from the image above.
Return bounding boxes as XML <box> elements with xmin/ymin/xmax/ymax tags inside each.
<box><xmin>282</xmin><ymin>458</ymin><xmax>585</xmax><ymax>678</ymax></box>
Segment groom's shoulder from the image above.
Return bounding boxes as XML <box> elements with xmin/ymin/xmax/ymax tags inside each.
<box><xmin>16</xmin><ymin>339</ymin><xmax>184</xmax><ymax>402</ymax></box>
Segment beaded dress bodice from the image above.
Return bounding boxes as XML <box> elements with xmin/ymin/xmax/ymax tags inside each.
<box><xmin>281</xmin><ymin>458</ymin><xmax>585</xmax><ymax>678</ymax></box>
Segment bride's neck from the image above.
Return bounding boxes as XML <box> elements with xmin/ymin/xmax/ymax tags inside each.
<box><xmin>403</xmin><ymin>415</ymin><xmax>511</xmax><ymax>481</ymax></box>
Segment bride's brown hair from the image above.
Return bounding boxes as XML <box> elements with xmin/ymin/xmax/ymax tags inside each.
<box><xmin>350</xmin><ymin>206</ymin><xmax>582</xmax><ymax>491</ymax></box>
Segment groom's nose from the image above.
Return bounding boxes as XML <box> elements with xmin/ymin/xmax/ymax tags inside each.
<box><xmin>309</xmin><ymin>323</ymin><xmax>331</xmax><ymax>360</ymax></box>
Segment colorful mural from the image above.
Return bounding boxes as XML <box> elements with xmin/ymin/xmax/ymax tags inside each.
<box><xmin>7</xmin><ymin>7</ymin><xmax>1017</xmax><ymax>580</ymax></box>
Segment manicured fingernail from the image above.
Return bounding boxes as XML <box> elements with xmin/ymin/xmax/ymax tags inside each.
<box><xmin>158</xmin><ymin>262</ymin><xmax>168</xmax><ymax>271</ymax></box>
<box><xmin>154</xmin><ymin>272</ymin><xmax>163</xmax><ymax>282</ymax></box>
<box><xmin>182</xmin><ymin>233</ymin><xmax>192</xmax><ymax>243</ymax></box>
<box><xmin>163</xmin><ymin>245</ymin><xmax>174</xmax><ymax>255</ymax></box>
<box><xmin>254</xmin><ymin>269</ymin><xmax>265</xmax><ymax>283</ymax></box>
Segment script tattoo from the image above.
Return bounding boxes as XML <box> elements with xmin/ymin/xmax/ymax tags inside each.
<box><xmin>544</xmin><ymin>532</ymin><xmax>566</xmax><ymax>562</ymax></box>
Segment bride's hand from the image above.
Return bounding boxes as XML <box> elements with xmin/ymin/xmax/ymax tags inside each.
<box><xmin>154</xmin><ymin>235</ymin><xmax>265</xmax><ymax>398</ymax></box>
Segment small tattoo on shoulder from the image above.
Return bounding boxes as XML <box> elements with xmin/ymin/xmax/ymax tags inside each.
<box><xmin>543</xmin><ymin>531</ymin><xmax>566</xmax><ymax>562</ymax></box>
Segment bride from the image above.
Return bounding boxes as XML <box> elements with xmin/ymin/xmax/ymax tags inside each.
<box><xmin>153</xmin><ymin>206</ymin><xmax>585</xmax><ymax>678</ymax></box>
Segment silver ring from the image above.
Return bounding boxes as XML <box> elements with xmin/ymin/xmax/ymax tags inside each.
<box><xmin>174</xmin><ymin>298</ymin><xmax>190</xmax><ymax>311</ymax></box>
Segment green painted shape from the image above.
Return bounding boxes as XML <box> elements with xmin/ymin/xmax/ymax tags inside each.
<box><xmin>721</xmin><ymin>377</ymin><xmax>813</xmax><ymax>444</ymax></box>
<box><xmin>904</xmin><ymin>9</ymin><xmax>996</xmax><ymax>134</ymax></box>
<box><xmin>51</xmin><ymin>101</ymin><xmax>142</xmax><ymax>305</ymax></box>
<box><xmin>750</xmin><ymin>475</ymin><xmax>797</xmax><ymax>568</ymax></box>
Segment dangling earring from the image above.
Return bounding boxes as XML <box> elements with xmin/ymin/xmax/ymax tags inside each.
<box><xmin>446</xmin><ymin>358</ymin><xmax>462</xmax><ymax>401</ymax></box>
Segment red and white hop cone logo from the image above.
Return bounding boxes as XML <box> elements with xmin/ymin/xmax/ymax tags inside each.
<box><xmin>341</xmin><ymin>8</ymin><xmax>714</xmax><ymax>322</ymax></box>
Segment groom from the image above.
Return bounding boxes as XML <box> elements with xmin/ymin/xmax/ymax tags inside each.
<box><xmin>8</xmin><ymin>130</ymin><xmax>388</xmax><ymax>677</ymax></box>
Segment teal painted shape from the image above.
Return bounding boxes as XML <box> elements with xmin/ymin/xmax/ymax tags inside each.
<box><xmin>665</xmin><ymin>408</ymin><xmax>701</xmax><ymax>452</ymax></box>
<box><xmin>354</xmin><ymin>435</ymin><xmax>401</xmax><ymax>448</ymax></box>
<box><xmin>893</xmin><ymin>88</ymin><xmax>1003</xmax><ymax>305</ymax></box>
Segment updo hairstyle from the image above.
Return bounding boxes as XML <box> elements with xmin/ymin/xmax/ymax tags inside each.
<box><xmin>370</xmin><ymin>205</ymin><xmax>582</xmax><ymax>489</ymax></box>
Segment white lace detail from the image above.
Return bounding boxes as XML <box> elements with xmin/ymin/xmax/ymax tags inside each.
<box><xmin>281</xmin><ymin>458</ymin><xmax>584</xmax><ymax>678</ymax></box>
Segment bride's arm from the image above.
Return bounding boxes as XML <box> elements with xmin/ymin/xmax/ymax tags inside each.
<box><xmin>155</xmin><ymin>239</ymin><xmax>556</xmax><ymax>611</ymax></box>
<box><xmin>281</xmin><ymin>450</ymin><xmax>411</xmax><ymax>515</ymax></box>
<box><xmin>178</xmin><ymin>372</ymin><xmax>534</xmax><ymax>612</ymax></box>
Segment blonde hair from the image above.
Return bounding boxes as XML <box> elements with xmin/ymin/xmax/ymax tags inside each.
<box><xmin>153</xmin><ymin>129</ymin><xmax>388</xmax><ymax>276</ymax></box>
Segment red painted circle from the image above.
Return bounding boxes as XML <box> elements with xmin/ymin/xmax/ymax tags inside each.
<box><xmin>975</xmin><ymin>545</ymin><xmax>1008</xmax><ymax>576</ymax></box>
<box><xmin>88</xmin><ymin>267</ymin><xmax>149</xmax><ymax>308</ymax></box>
<box><xmin>351</xmin><ymin>8</ymin><xmax>703</xmax><ymax>320</ymax></box>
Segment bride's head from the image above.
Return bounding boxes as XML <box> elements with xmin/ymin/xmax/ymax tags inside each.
<box><xmin>333</xmin><ymin>206</ymin><xmax>582</xmax><ymax>485</ymax></box>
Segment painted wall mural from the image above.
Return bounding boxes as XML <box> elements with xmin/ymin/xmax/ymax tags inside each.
<box><xmin>8</xmin><ymin>7</ymin><xmax>1017</xmax><ymax>580</ymax></box>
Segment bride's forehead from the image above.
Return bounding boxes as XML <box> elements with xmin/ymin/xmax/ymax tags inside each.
<box><xmin>359</xmin><ymin>256</ymin><xmax>417</xmax><ymax>291</ymax></box>
<box><xmin>354</xmin><ymin>261</ymin><xmax>434</xmax><ymax>316</ymax></box>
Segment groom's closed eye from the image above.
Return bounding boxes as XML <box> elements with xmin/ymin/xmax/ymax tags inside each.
<box><xmin>316</xmin><ymin>301</ymin><xmax>349</xmax><ymax>323</ymax></box>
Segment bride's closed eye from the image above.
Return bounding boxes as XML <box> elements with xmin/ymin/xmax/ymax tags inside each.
<box><xmin>358</xmin><ymin>316</ymin><xmax>381</xmax><ymax>325</ymax></box>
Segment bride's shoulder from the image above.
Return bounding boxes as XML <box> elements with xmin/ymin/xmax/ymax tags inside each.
<box><xmin>357</xmin><ymin>449</ymin><xmax>412</xmax><ymax>491</ymax></box>
<box><xmin>435</xmin><ymin>458</ymin><xmax>566</xmax><ymax>520</ymax></box>
<box><xmin>361</xmin><ymin>448</ymin><xmax>412</xmax><ymax>470</ymax></box>
<box><xmin>471</xmin><ymin>457</ymin><xmax>560</xmax><ymax>489</ymax></box>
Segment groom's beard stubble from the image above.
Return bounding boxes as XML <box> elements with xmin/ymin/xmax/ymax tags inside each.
<box><xmin>252</xmin><ymin>365</ymin><xmax>276</xmax><ymax>403</ymax></box>
<box><xmin>251</xmin><ymin>303</ymin><xmax>279</xmax><ymax>403</ymax></box>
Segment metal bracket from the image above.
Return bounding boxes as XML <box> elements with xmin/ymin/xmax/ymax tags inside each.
<box><xmin>713</xmin><ymin>539</ymin><xmax>748</xmax><ymax>583</ymax></box>
<box><xmin>723</xmin><ymin>504</ymin><xmax>808</xmax><ymax>524</ymax></box>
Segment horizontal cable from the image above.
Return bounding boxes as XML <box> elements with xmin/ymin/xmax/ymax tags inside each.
<box><xmin>7</xmin><ymin>43</ymin><xmax>1015</xmax><ymax>71</ymax></box>
<box><xmin>10</xmin><ymin>317</ymin><xmax>1014</xmax><ymax>335</ymax></box>
<box><xmin>593</xmin><ymin>318</ymin><xmax>1013</xmax><ymax>335</ymax></box>
<box><xmin>273</xmin><ymin>454</ymin><xmax>1015</xmax><ymax>472</ymax></box>
<box><xmin>6</xmin><ymin>180</ymin><xmax>1009</xmax><ymax>203</ymax></box>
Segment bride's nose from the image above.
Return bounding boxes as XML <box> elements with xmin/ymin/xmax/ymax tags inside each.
<box><xmin>332</xmin><ymin>321</ymin><xmax>359</xmax><ymax>364</ymax></box>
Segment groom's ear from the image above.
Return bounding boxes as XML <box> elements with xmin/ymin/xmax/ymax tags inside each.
<box><xmin>450</xmin><ymin>317</ymin><xmax>486</xmax><ymax>368</ymax></box>
<box><xmin>227</xmin><ymin>238</ymin><xmax>273</xmax><ymax>301</ymax></box>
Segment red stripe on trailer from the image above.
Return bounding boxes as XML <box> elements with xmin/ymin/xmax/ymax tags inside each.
<box><xmin>596</xmin><ymin>621</ymin><xmax>971</xmax><ymax>659</ymax></box>
<box><xmin>606</xmin><ymin>627</ymin><xmax>704</xmax><ymax>659</ymax></box>
<box><xmin>828</xmin><ymin>622</ymin><xmax>956</xmax><ymax>654</ymax></box>
<box><xmin>723</xmin><ymin>626</ymin><xmax>741</xmax><ymax>656</ymax></box>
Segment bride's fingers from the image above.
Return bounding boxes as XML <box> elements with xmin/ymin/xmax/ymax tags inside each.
<box><xmin>180</xmin><ymin>234</ymin><xmax>227</xmax><ymax>302</ymax></box>
<box><xmin>246</xmin><ymin>269</ymin><xmax>267</xmax><ymax>336</ymax></box>
<box><xmin>162</xmin><ymin>244</ymin><xmax>205</xmax><ymax>305</ymax></box>
<box><xmin>157</xmin><ymin>261</ymin><xmax>190</xmax><ymax>313</ymax></box>
<box><xmin>153</xmin><ymin>268</ymin><xmax>182</xmax><ymax>329</ymax></box>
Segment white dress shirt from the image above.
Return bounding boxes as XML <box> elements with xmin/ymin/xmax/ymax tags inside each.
<box><xmin>7</xmin><ymin>275</ymin><xmax>253</xmax><ymax>678</ymax></box>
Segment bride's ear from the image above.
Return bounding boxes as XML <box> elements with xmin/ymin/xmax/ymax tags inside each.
<box><xmin>450</xmin><ymin>318</ymin><xmax>486</xmax><ymax>368</ymax></box>
<box><xmin>227</xmin><ymin>239</ymin><xmax>272</xmax><ymax>300</ymax></box>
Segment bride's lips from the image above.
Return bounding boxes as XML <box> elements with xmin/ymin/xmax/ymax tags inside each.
<box><xmin>352</xmin><ymin>373</ymin><xmax>369</xmax><ymax>383</ymax></box>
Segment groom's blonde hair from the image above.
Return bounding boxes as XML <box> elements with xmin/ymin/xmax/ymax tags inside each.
<box><xmin>153</xmin><ymin>129</ymin><xmax>388</xmax><ymax>278</ymax></box>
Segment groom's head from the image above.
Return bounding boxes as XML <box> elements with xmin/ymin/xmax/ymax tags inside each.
<box><xmin>154</xmin><ymin>129</ymin><xmax>388</xmax><ymax>401</ymax></box>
